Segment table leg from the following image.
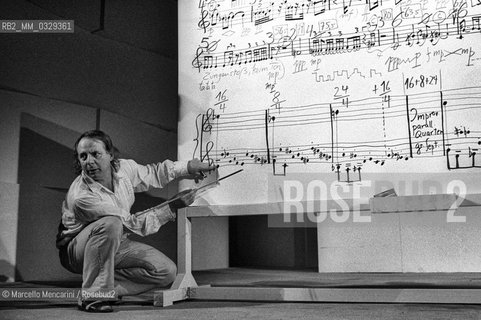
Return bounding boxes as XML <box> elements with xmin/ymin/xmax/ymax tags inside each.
<box><xmin>154</xmin><ymin>208</ymin><xmax>198</xmax><ymax>306</ymax></box>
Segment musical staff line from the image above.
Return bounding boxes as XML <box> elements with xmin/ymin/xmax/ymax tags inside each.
<box><xmin>198</xmin><ymin>0</ymin><xmax>388</xmax><ymax>33</ymax></box>
<box><xmin>195</xmin><ymin>86</ymin><xmax>481</xmax><ymax>175</ymax></box>
<box><xmin>193</xmin><ymin>13</ymin><xmax>481</xmax><ymax>70</ymax></box>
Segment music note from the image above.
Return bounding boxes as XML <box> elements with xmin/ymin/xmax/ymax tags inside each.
<box><xmin>367</xmin><ymin>31</ymin><xmax>380</xmax><ymax>48</ymax></box>
<box><xmin>472</xmin><ymin>16</ymin><xmax>481</xmax><ymax>31</ymax></box>
<box><xmin>469</xmin><ymin>147</ymin><xmax>477</xmax><ymax>157</ymax></box>
<box><xmin>313</xmin><ymin>0</ymin><xmax>327</xmax><ymax>16</ymax></box>
<box><xmin>309</xmin><ymin>38</ymin><xmax>322</xmax><ymax>54</ymax></box>
<box><xmin>223</xmin><ymin>51</ymin><xmax>234</xmax><ymax>67</ymax></box>
<box><xmin>457</xmin><ymin>18</ymin><xmax>466</xmax><ymax>39</ymax></box>
<box><xmin>470</xmin><ymin>147</ymin><xmax>478</xmax><ymax>167</ymax></box>
<box><xmin>447</xmin><ymin>145</ymin><xmax>481</xmax><ymax>169</ymax></box>
<box><xmin>233</xmin><ymin>52</ymin><xmax>242</xmax><ymax>65</ymax></box>
<box><xmin>391</xmin><ymin>27</ymin><xmax>400</xmax><ymax>49</ymax></box>
<box><xmin>334</xmin><ymin>38</ymin><xmax>345</xmax><ymax>52</ymax></box>
<box><xmin>245</xmin><ymin>50</ymin><xmax>253</xmax><ymax>63</ymax></box>
<box><xmin>221</xmin><ymin>12</ymin><xmax>233</xmax><ymax>30</ymax></box>
<box><xmin>273</xmin><ymin>158</ymin><xmax>288</xmax><ymax>176</ymax></box>
<box><xmin>254</xmin><ymin>156</ymin><xmax>267</xmax><ymax>165</ymax></box>
<box><xmin>291</xmin><ymin>38</ymin><xmax>303</xmax><ymax>57</ymax></box>
<box><xmin>220</xmin><ymin>148</ymin><xmax>230</xmax><ymax>158</ymax></box>
<box><xmin>311</xmin><ymin>146</ymin><xmax>321</xmax><ymax>156</ymax></box>
<box><xmin>326</xmin><ymin>39</ymin><xmax>334</xmax><ymax>52</ymax></box>
<box><xmin>346</xmin><ymin>35</ymin><xmax>361</xmax><ymax>51</ymax></box>
<box><xmin>253</xmin><ymin>6</ymin><xmax>273</xmax><ymax>25</ymax></box>
<box><xmin>342</xmin><ymin>0</ymin><xmax>353</xmax><ymax>14</ymax></box>
<box><xmin>367</xmin><ymin>0</ymin><xmax>379</xmax><ymax>11</ymax></box>
<box><xmin>319</xmin><ymin>151</ymin><xmax>331</xmax><ymax>161</ymax></box>
<box><xmin>285</xmin><ymin>3</ymin><xmax>304</xmax><ymax>21</ymax></box>
<box><xmin>454</xmin><ymin>126</ymin><xmax>471</xmax><ymax>137</ymax></box>
<box><xmin>210</xmin><ymin>10</ymin><xmax>219</xmax><ymax>27</ymax></box>
<box><xmin>203</xmin><ymin>55</ymin><xmax>215</xmax><ymax>69</ymax></box>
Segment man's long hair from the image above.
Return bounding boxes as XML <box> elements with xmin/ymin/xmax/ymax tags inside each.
<box><xmin>73</xmin><ymin>130</ymin><xmax>120</xmax><ymax>175</ymax></box>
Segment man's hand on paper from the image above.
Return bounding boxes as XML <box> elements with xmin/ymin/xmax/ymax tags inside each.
<box><xmin>169</xmin><ymin>159</ymin><xmax>216</xmax><ymax>212</ymax></box>
<box><xmin>187</xmin><ymin>158</ymin><xmax>216</xmax><ymax>180</ymax></box>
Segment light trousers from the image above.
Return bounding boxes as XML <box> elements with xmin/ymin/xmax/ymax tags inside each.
<box><xmin>63</xmin><ymin>216</ymin><xmax>177</xmax><ymax>297</ymax></box>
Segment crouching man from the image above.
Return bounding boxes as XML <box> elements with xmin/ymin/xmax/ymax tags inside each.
<box><xmin>56</xmin><ymin>130</ymin><xmax>214</xmax><ymax>312</ymax></box>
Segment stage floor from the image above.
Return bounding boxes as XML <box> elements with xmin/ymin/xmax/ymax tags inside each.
<box><xmin>3</xmin><ymin>268</ymin><xmax>481</xmax><ymax>290</ymax></box>
<box><xmin>2</xmin><ymin>268</ymin><xmax>481</xmax><ymax>305</ymax></box>
<box><xmin>193</xmin><ymin>268</ymin><xmax>481</xmax><ymax>289</ymax></box>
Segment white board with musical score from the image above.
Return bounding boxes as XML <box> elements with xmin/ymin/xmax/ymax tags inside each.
<box><xmin>179</xmin><ymin>0</ymin><xmax>481</xmax><ymax>205</ymax></box>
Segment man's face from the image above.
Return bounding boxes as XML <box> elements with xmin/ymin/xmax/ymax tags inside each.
<box><xmin>77</xmin><ymin>138</ymin><xmax>113</xmax><ymax>182</ymax></box>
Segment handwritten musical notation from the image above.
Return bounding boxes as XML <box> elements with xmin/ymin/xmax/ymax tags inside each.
<box><xmin>198</xmin><ymin>0</ymin><xmax>387</xmax><ymax>33</ymax></box>
<box><xmin>181</xmin><ymin>0</ymin><xmax>481</xmax><ymax>190</ymax></box>
<box><xmin>194</xmin><ymin>86</ymin><xmax>481</xmax><ymax>180</ymax></box>
<box><xmin>193</xmin><ymin>15</ymin><xmax>481</xmax><ymax>70</ymax></box>
<box><xmin>192</xmin><ymin>0</ymin><xmax>481</xmax><ymax>71</ymax></box>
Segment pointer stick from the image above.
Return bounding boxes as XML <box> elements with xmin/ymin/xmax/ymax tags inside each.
<box><xmin>195</xmin><ymin>168</ymin><xmax>244</xmax><ymax>193</ymax></box>
<box><xmin>134</xmin><ymin>169</ymin><xmax>244</xmax><ymax>216</ymax></box>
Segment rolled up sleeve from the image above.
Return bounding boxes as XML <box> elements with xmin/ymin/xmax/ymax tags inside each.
<box><xmin>121</xmin><ymin>159</ymin><xmax>189</xmax><ymax>192</ymax></box>
<box><xmin>72</xmin><ymin>192</ymin><xmax>176</xmax><ymax>237</ymax></box>
<box><xmin>128</xmin><ymin>204</ymin><xmax>176</xmax><ymax>236</ymax></box>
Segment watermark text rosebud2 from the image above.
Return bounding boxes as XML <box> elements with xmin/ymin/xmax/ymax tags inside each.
<box><xmin>282</xmin><ymin>180</ymin><xmax>372</xmax><ymax>223</ymax></box>
<box><xmin>277</xmin><ymin>177</ymin><xmax>469</xmax><ymax>225</ymax></box>
<box><xmin>81</xmin><ymin>289</ymin><xmax>117</xmax><ymax>300</ymax></box>
<box><xmin>446</xmin><ymin>179</ymin><xmax>467</xmax><ymax>223</ymax></box>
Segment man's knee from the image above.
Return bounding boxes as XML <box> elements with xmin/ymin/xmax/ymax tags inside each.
<box><xmin>152</xmin><ymin>260</ymin><xmax>177</xmax><ymax>286</ymax></box>
<box><xmin>91</xmin><ymin>216</ymin><xmax>123</xmax><ymax>240</ymax></box>
<box><xmin>164</xmin><ymin>261</ymin><xmax>177</xmax><ymax>284</ymax></box>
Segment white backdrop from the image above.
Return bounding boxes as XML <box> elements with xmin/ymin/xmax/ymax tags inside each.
<box><xmin>179</xmin><ymin>0</ymin><xmax>481</xmax><ymax>205</ymax></box>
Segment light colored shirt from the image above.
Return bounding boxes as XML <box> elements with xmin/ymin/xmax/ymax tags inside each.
<box><xmin>59</xmin><ymin>159</ymin><xmax>189</xmax><ymax>239</ymax></box>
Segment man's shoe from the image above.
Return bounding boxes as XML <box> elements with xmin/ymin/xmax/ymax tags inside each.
<box><xmin>78</xmin><ymin>300</ymin><xmax>113</xmax><ymax>313</ymax></box>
